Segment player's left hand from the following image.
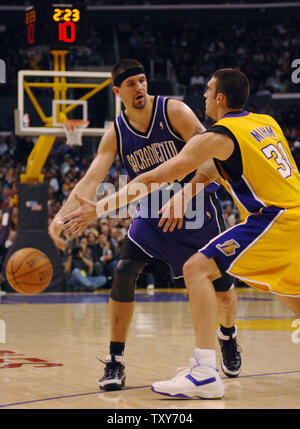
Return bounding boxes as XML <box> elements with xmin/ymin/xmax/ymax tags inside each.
<box><xmin>158</xmin><ymin>191</ymin><xmax>188</xmax><ymax>233</ymax></box>
<box><xmin>62</xmin><ymin>194</ymin><xmax>97</xmax><ymax>238</ymax></box>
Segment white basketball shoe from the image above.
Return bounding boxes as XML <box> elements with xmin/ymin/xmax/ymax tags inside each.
<box><xmin>151</xmin><ymin>357</ymin><xmax>224</xmax><ymax>399</ymax></box>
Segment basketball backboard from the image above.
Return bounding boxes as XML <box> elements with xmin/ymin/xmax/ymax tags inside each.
<box><xmin>15</xmin><ymin>70</ymin><xmax>122</xmax><ymax>137</ymax></box>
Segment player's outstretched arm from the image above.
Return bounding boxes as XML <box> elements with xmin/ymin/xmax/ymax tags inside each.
<box><xmin>61</xmin><ymin>132</ymin><xmax>233</xmax><ymax>231</ymax></box>
<box><xmin>49</xmin><ymin>126</ymin><xmax>117</xmax><ymax>249</ymax></box>
<box><xmin>93</xmin><ymin>132</ymin><xmax>234</xmax><ymax>217</ymax></box>
<box><xmin>156</xmin><ymin>98</ymin><xmax>211</xmax><ymax>232</ymax></box>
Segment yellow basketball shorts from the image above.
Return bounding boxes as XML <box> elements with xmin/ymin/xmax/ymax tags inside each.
<box><xmin>200</xmin><ymin>206</ymin><xmax>300</xmax><ymax>296</ymax></box>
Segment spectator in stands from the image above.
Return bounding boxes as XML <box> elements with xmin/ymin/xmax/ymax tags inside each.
<box><xmin>110</xmin><ymin>227</ymin><xmax>123</xmax><ymax>251</ymax></box>
<box><xmin>61</xmin><ymin>173</ymin><xmax>75</xmax><ymax>199</ymax></box>
<box><xmin>223</xmin><ymin>203</ymin><xmax>237</xmax><ymax>228</ymax></box>
<box><xmin>47</xmin><ymin>168</ymin><xmax>60</xmax><ymax>193</ymax></box>
<box><xmin>98</xmin><ymin>232</ymin><xmax>118</xmax><ymax>280</ymax></box>
<box><xmin>47</xmin><ymin>185</ymin><xmax>58</xmax><ymax>209</ymax></box>
<box><xmin>65</xmin><ymin>236</ymin><xmax>107</xmax><ymax>292</ymax></box>
<box><xmin>0</xmin><ymin>136</ymin><xmax>8</xmax><ymax>156</ymax></box>
<box><xmin>189</xmin><ymin>67</ymin><xmax>205</xmax><ymax>88</ymax></box>
<box><xmin>256</xmin><ymin>84</ymin><xmax>271</xmax><ymax>96</ymax></box>
<box><xmin>87</xmin><ymin>230</ymin><xmax>105</xmax><ymax>276</ymax></box>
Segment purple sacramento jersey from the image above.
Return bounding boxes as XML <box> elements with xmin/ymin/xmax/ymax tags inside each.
<box><xmin>114</xmin><ymin>96</ymin><xmax>225</xmax><ymax>278</ymax></box>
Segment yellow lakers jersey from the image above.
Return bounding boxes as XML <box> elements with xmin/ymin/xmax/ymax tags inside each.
<box><xmin>213</xmin><ymin>111</ymin><xmax>300</xmax><ymax>214</ymax></box>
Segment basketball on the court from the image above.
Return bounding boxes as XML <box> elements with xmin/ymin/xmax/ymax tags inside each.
<box><xmin>5</xmin><ymin>248</ymin><xmax>53</xmax><ymax>295</ymax></box>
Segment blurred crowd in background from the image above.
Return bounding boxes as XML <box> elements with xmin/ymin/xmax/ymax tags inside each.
<box><xmin>1</xmin><ymin>4</ymin><xmax>300</xmax><ymax>139</ymax></box>
<box><xmin>0</xmin><ymin>138</ymin><xmax>186</xmax><ymax>292</ymax></box>
<box><xmin>1</xmin><ymin>128</ymin><xmax>299</xmax><ymax>292</ymax></box>
<box><xmin>1</xmin><ymin>1</ymin><xmax>300</xmax><ymax>291</ymax></box>
<box><xmin>1</xmin><ymin>6</ymin><xmax>300</xmax><ymax>96</ymax></box>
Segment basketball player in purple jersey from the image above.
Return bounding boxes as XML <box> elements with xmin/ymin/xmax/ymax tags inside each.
<box><xmin>49</xmin><ymin>59</ymin><xmax>241</xmax><ymax>390</ymax></box>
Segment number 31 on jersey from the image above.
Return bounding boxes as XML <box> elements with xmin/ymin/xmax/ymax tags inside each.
<box><xmin>262</xmin><ymin>141</ymin><xmax>298</xmax><ymax>178</ymax></box>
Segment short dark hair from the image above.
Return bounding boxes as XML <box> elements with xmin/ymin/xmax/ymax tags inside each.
<box><xmin>111</xmin><ymin>58</ymin><xmax>144</xmax><ymax>83</ymax></box>
<box><xmin>212</xmin><ymin>68</ymin><xmax>250</xmax><ymax>109</ymax></box>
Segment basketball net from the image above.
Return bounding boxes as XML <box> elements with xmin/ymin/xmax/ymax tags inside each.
<box><xmin>62</xmin><ymin>119</ymin><xmax>90</xmax><ymax>146</ymax></box>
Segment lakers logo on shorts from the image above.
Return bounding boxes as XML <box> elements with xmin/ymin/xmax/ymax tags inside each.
<box><xmin>216</xmin><ymin>239</ymin><xmax>240</xmax><ymax>257</ymax></box>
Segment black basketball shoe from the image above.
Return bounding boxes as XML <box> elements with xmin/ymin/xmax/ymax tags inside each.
<box><xmin>98</xmin><ymin>355</ymin><xmax>126</xmax><ymax>391</ymax></box>
<box><xmin>218</xmin><ymin>326</ymin><xmax>242</xmax><ymax>378</ymax></box>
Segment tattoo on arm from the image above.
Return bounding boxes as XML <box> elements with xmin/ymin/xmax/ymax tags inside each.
<box><xmin>192</xmin><ymin>124</ymin><xmax>206</xmax><ymax>136</ymax></box>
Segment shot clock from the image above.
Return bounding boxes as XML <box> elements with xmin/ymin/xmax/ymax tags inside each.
<box><xmin>53</xmin><ymin>7</ymin><xmax>81</xmax><ymax>43</ymax></box>
<box><xmin>25</xmin><ymin>2</ymin><xmax>87</xmax><ymax>48</ymax></box>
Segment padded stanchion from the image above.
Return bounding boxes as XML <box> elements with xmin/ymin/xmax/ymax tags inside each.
<box><xmin>3</xmin><ymin>183</ymin><xmax>64</xmax><ymax>292</ymax></box>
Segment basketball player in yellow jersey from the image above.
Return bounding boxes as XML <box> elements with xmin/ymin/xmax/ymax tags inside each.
<box><xmin>63</xmin><ymin>68</ymin><xmax>300</xmax><ymax>399</ymax></box>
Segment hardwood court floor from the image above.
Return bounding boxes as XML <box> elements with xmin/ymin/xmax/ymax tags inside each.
<box><xmin>0</xmin><ymin>287</ymin><xmax>300</xmax><ymax>409</ymax></box>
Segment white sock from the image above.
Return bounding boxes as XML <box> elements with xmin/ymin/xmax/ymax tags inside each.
<box><xmin>195</xmin><ymin>348</ymin><xmax>217</xmax><ymax>368</ymax></box>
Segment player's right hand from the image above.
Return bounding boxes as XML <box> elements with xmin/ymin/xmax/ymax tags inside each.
<box><xmin>61</xmin><ymin>194</ymin><xmax>98</xmax><ymax>238</ymax></box>
<box><xmin>49</xmin><ymin>218</ymin><xmax>66</xmax><ymax>251</ymax></box>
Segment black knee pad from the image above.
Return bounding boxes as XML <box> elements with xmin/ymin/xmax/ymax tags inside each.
<box><xmin>111</xmin><ymin>259</ymin><xmax>147</xmax><ymax>302</ymax></box>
